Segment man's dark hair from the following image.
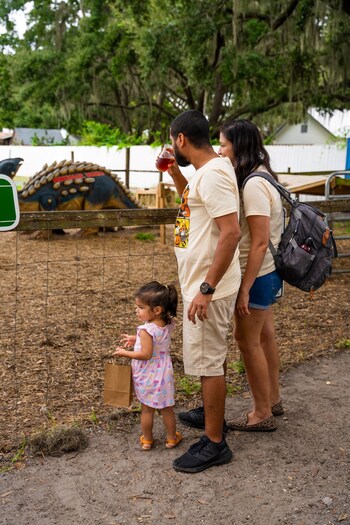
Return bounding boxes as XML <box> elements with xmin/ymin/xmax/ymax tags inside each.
<box><xmin>170</xmin><ymin>110</ymin><xmax>211</xmax><ymax>149</ymax></box>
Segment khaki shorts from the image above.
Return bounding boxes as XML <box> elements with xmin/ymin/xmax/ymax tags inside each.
<box><xmin>182</xmin><ymin>294</ymin><xmax>236</xmax><ymax>377</ymax></box>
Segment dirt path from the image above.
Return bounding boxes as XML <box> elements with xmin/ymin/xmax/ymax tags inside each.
<box><xmin>1</xmin><ymin>350</ymin><xmax>349</xmax><ymax>525</ymax></box>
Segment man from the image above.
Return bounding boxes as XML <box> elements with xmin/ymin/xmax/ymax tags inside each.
<box><xmin>167</xmin><ymin>110</ymin><xmax>241</xmax><ymax>473</ymax></box>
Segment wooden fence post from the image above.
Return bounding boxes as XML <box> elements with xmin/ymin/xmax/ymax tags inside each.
<box><xmin>157</xmin><ymin>183</ymin><xmax>166</xmax><ymax>245</ymax></box>
<box><xmin>125</xmin><ymin>147</ymin><xmax>130</xmax><ymax>188</ymax></box>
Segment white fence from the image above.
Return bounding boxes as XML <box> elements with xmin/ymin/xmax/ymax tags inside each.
<box><xmin>1</xmin><ymin>143</ymin><xmax>348</xmax><ymax>189</ymax></box>
<box><xmin>267</xmin><ymin>144</ymin><xmax>347</xmax><ymax>173</ymax></box>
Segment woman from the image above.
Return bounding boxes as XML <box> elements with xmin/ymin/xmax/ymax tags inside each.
<box><xmin>219</xmin><ymin>119</ymin><xmax>284</xmax><ymax>431</ymax></box>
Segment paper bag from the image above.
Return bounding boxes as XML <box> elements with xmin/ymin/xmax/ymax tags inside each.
<box><xmin>103</xmin><ymin>362</ymin><xmax>133</xmax><ymax>408</ymax></box>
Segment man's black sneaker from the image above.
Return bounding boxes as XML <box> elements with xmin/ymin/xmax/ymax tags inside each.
<box><xmin>178</xmin><ymin>406</ymin><xmax>205</xmax><ymax>428</ymax></box>
<box><xmin>178</xmin><ymin>406</ymin><xmax>229</xmax><ymax>434</ymax></box>
<box><xmin>173</xmin><ymin>435</ymin><xmax>233</xmax><ymax>473</ymax></box>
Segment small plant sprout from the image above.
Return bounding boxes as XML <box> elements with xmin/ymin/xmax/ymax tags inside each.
<box><xmin>135</xmin><ymin>232</ymin><xmax>156</xmax><ymax>241</ymax></box>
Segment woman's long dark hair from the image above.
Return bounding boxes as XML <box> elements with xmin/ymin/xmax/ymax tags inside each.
<box><xmin>220</xmin><ymin>119</ymin><xmax>278</xmax><ymax>188</ymax></box>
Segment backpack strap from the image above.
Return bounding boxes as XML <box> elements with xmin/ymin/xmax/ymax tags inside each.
<box><xmin>241</xmin><ymin>171</ymin><xmax>297</xmax><ymax>256</ymax></box>
<box><xmin>242</xmin><ymin>171</ymin><xmax>297</xmax><ymax>207</ymax></box>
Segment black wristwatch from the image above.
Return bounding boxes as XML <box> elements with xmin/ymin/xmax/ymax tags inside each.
<box><xmin>200</xmin><ymin>282</ymin><xmax>216</xmax><ymax>295</ymax></box>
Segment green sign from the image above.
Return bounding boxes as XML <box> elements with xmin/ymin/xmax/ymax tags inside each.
<box><xmin>0</xmin><ymin>174</ymin><xmax>20</xmax><ymax>231</ymax></box>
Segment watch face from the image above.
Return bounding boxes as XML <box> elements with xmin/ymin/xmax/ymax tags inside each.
<box><xmin>200</xmin><ymin>283</ymin><xmax>209</xmax><ymax>294</ymax></box>
<box><xmin>200</xmin><ymin>282</ymin><xmax>215</xmax><ymax>294</ymax></box>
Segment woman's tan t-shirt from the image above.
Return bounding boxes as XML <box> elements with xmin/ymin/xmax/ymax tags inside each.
<box><xmin>239</xmin><ymin>169</ymin><xmax>283</xmax><ymax>277</ymax></box>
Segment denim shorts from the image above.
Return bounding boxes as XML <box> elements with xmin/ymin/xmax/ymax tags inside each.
<box><xmin>248</xmin><ymin>271</ymin><xmax>283</xmax><ymax>310</ymax></box>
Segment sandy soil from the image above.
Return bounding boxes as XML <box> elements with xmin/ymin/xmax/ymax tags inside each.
<box><xmin>1</xmin><ymin>350</ymin><xmax>349</xmax><ymax>525</ymax></box>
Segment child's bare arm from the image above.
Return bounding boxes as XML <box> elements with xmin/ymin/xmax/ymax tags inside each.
<box><xmin>112</xmin><ymin>330</ymin><xmax>153</xmax><ymax>361</ymax></box>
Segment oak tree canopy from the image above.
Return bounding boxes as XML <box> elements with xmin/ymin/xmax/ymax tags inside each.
<box><xmin>0</xmin><ymin>0</ymin><xmax>349</xmax><ymax>141</ymax></box>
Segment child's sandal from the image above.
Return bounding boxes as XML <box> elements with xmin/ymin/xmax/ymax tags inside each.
<box><xmin>140</xmin><ymin>435</ymin><xmax>153</xmax><ymax>451</ymax></box>
<box><xmin>165</xmin><ymin>431</ymin><xmax>183</xmax><ymax>449</ymax></box>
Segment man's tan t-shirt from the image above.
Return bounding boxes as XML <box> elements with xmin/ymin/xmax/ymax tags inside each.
<box><xmin>174</xmin><ymin>156</ymin><xmax>241</xmax><ymax>302</ymax></box>
<box><xmin>239</xmin><ymin>169</ymin><xmax>283</xmax><ymax>277</ymax></box>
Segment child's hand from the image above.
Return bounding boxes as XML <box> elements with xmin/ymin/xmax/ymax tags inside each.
<box><xmin>112</xmin><ymin>347</ymin><xmax>128</xmax><ymax>358</ymax></box>
<box><xmin>120</xmin><ymin>334</ymin><xmax>136</xmax><ymax>347</ymax></box>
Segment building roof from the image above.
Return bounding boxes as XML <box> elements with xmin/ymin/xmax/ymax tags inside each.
<box><xmin>0</xmin><ymin>131</ymin><xmax>14</xmax><ymax>141</ymax></box>
<box><xmin>272</xmin><ymin>113</ymin><xmax>336</xmax><ymax>144</ymax></box>
<box><xmin>271</xmin><ymin>109</ymin><xmax>350</xmax><ymax>146</ymax></box>
<box><xmin>309</xmin><ymin>109</ymin><xmax>350</xmax><ymax>138</ymax></box>
<box><xmin>12</xmin><ymin>128</ymin><xmax>65</xmax><ymax>145</ymax></box>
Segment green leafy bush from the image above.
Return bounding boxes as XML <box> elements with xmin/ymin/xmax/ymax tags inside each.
<box><xmin>78</xmin><ymin>121</ymin><xmax>162</xmax><ymax>148</ymax></box>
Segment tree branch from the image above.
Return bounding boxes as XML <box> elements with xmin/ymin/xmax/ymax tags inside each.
<box><xmin>272</xmin><ymin>0</ymin><xmax>300</xmax><ymax>31</ymax></box>
<box><xmin>211</xmin><ymin>31</ymin><xmax>225</xmax><ymax>69</ymax></box>
<box><xmin>85</xmin><ymin>101</ymin><xmax>175</xmax><ymax>118</ymax></box>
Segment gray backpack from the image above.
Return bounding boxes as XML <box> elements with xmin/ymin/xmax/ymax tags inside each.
<box><xmin>242</xmin><ymin>172</ymin><xmax>337</xmax><ymax>292</ymax></box>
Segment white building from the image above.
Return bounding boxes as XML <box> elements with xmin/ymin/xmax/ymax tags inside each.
<box><xmin>272</xmin><ymin>110</ymin><xmax>350</xmax><ymax>145</ymax></box>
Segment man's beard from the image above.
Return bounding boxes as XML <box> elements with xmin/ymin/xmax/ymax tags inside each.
<box><xmin>174</xmin><ymin>144</ymin><xmax>191</xmax><ymax>167</ymax></box>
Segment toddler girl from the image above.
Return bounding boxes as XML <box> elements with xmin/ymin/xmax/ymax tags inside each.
<box><xmin>113</xmin><ymin>281</ymin><xmax>182</xmax><ymax>451</ymax></box>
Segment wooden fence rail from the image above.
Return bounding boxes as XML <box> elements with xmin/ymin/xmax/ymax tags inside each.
<box><xmin>16</xmin><ymin>208</ymin><xmax>177</xmax><ymax>231</ymax></box>
<box><xmin>14</xmin><ymin>199</ymin><xmax>350</xmax><ymax>232</ymax></box>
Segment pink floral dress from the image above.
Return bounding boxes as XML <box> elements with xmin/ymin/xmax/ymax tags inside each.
<box><xmin>131</xmin><ymin>321</ymin><xmax>175</xmax><ymax>409</ymax></box>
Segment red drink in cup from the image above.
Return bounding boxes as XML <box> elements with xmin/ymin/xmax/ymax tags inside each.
<box><xmin>156</xmin><ymin>145</ymin><xmax>175</xmax><ymax>172</ymax></box>
<box><xmin>156</xmin><ymin>156</ymin><xmax>173</xmax><ymax>172</ymax></box>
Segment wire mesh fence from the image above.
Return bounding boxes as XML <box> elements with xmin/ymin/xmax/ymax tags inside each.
<box><xmin>0</xmin><ymin>210</ymin><xmax>182</xmax><ymax>453</ymax></box>
<box><xmin>1</xmin><ymin>200</ymin><xmax>349</xmax><ymax>453</ymax></box>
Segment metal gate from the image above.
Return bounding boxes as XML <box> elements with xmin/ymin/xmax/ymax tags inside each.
<box><xmin>325</xmin><ymin>171</ymin><xmax>350</xmax><ymax>274</ymax></box>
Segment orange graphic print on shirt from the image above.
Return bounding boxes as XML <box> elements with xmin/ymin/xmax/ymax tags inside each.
<box><xmin>174</xmin><ymin>185</ymin><xmax>190</xmax><ymax>248</ymax></box>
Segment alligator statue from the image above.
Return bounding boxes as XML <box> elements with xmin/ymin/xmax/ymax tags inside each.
<box><xmin>0</xmin><ymin>157</ymin><xmax>24</xmax><ymax>178</ymax></box>
<box><xmin>1</xmin><ymin>158</ymin><xmax>142</xmax><ymax>235</ymax></box>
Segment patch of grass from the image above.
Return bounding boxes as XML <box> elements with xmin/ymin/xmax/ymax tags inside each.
<box><xmin>134</xmin><ymin>232</ymin><xmax>156</xmax><ymax>241</ymax></box>
<box><xmin>333</xmin><ymin>221</ymin><xmax>350</xmax><ymax>234</ymax></box>
<box><xmin>0</xmin><ymin>438</ymin><xmax>27</xmax><ymax>473</ymax></box>
<box><xmin>89</xmin><ymin>408</ymin><xmax>99</xmax><ymax>425</ymax></box>
<box><xmin>295</xmin><ymin>350</ymin><xmax>307</xmax><ymax>362</ymax></box>
<box><xmin>335</xmin><ymin>338</ymin><xmax>350</xmax><ymax>349</ymax></box>
<box><xmin>11</xmin><ymin>438</ymin><xmax>27</xmax><ymax>463</ymax></box>
<box><xmin>28</xmin><ymin>425</ymin><xmax>89</xmax><ymax>457</ymax></box>
<box><xmin>228</xmin><ymin>358</ymin><xmax>245</xmax><ymax>374</ymax></box>
<box><xmin>177</xmin><ymin>376</ymin><xmax>201</xmax><ymax>396</ymax></box>
<box><xmin>226</xmin><ymin>383</ymin><xmax>244</xmax><ymax>396</ymax></box>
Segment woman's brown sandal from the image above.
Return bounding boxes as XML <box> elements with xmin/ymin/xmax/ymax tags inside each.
<box><xmin>228</xmin><ymin>413</ymin><xmax>277</xmax><ymax>432</ymax></box>
<box><xmin>140</xmin><ymin>435</ymin><xmax>154</xmax><ymax>451</ymax></box>
<box><xmin>272</xmin><ymin>400</ymin><xmax>284</xmax><ymax>416</ymax></box>
<box><xmin>165</xmin><ymin>431</ymin><xmax>183</xmax><ymax>449</ymax></box>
